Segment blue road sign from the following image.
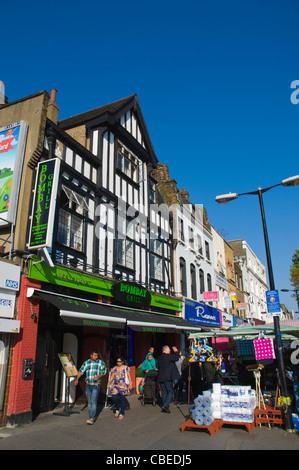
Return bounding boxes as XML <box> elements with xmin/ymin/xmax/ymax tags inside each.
<box><xmin>266</xmin><ymin>290</ymin><xmax>281</xmax><ymax>314</ymax></box>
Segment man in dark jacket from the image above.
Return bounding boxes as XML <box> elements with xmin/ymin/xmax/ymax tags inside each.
<box><xmin>157</xmin><ymin>345</ymin><xmax>180</xmax><ymax>413</ymax></box>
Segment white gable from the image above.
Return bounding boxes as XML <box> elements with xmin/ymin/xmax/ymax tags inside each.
<box><xmin>120</xmin><ymin>110</ymin><xmax>146</xmax><ymax>149</ymax></box>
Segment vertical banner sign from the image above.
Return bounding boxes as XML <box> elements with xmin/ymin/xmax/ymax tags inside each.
<box><xmin>29</xmin><ymin>158</ymin><xmax>60</xmax><ymax>249</ymax></box>
<box><xmin>0</xmin><ymin>121</ymin><xmax>28</xmax><ymax>226</ymax></box>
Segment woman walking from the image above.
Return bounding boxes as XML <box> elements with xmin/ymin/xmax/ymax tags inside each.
<box><xmin>107</xmin><ymin>357</ymin><xmax>132</xmax><ymax>420</ymax></box>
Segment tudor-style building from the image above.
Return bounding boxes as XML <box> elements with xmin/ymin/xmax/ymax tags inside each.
<box><xmin>1</xmin><ymin>90</ymin><xmax>201</xmax><ymax>425</ymax></box>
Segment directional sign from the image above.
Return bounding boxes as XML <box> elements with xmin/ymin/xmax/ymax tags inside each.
<box><xmin>266</xmin><ymin>290</ymin><xmax>281</xmax><ymax>315</ymax></box>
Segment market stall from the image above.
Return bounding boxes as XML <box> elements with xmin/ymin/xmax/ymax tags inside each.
<box><xmin>181</xmin><ymin>323</ymin><xmax>299</xmax><ymax>435</ymax></box>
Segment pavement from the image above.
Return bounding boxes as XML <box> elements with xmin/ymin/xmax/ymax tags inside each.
<box><xmin>0</xmin><ymin>394</ymin><xmax>298</xmax><ymax>455</ymax></box>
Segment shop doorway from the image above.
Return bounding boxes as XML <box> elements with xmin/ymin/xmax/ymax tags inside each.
<box><xmin>109</xmin><ymin>330</ymin><xmax>130</xmax><ymax>367</ymax></box>
<box><xmin>32</xmin><ymin>331</ymin><xmax>59</xmax><ymax>417</ymax></box>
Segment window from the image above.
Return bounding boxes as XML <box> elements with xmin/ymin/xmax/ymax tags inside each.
<box><xmin>207</xmin><ymin>273</ymin><xmax>212</xmax><ymax>291</ymax></box>
<box><xmin>57</xmin><ymin>185</ymin><xmax>89</xmax><ymax>252</ymax></box>
<box><xmin>205</xmin><ymin>241</ymin><xmax>210</xmax><ymax>260</ymax></box>
<box><xmin>57</xmin><ymin>209</ymin><xmax>83</xmax><ymax>251</ymax></box>
<box><xmin>190</xmin><ymin>263</ymin><xmax>196</xmax><ymax>299</ymax></box>
<box><xmin>199</xmin><ymin>269</ymin><xmax>205</xmax><ymax>294</ymax></box>
<box><xmin>178</xmin><ymin>218</ymin><xmax>185</xmax><ymax>242</ymax></box>
<box><xmin>179</xmin><ymin>257</ymin><xmax>187</xmax><ymax>297</ymax></box>
<box><xmin>150</xmin><ymin>239</ymin><xmax>163</xmax><ymax>280</ymax></box>
<box><xmin>149</xmin><ymin>179</ymin><xmax>156</xmax><ymax>202</ymax></box>
<box><xmin>197</xmin><ymin>234</ymin><xmax>203</xmax><ymax>255</ymax></box>
<box><xmin>116</xmin><ymin>238</ymin><xmax>134</xmax><ymax>269</ymax></box>
<box><xmin>61</xmin><ymin>185</ymin><xmax>89</xmax><ymax>215</ymax></box>
<box><xmin>150</xmin><ymin>254</ymin><xmax>163</xmax><ymax>281</ymax></box>
<box><xmin>150</xmin><ymin>239</ymin><xmax>162</xmax><ymax>256</ymax></box>
<box><xmin>117</xmin><ymin>151</ymin><xmax>131</xmax><ymax>176</ymax></box>
<box><xmin>189</xmin><ymin>227</ymin><xmax>194</xmax><ymax>248</ymax></box>
<box><xmin>117</xmin><ymin>149</ymin><xmax>136</xmax><ymax>180</ymax></box>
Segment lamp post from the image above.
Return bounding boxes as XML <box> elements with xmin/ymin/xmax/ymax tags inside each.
<box><xmin>280</xmin><ymin>289</ymin><xmax>299</xmax><ymax>314</ymax></box>
<box><xmin>215</xmin><ymin>174</ymin><xmax>299</xmax><ymax>431</ymax></box>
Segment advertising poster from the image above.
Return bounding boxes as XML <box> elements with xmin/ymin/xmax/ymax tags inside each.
<box><xmin>0</xmin><ymin>121</ymin><xmax>28</xmax><ymax>226</ymax></box>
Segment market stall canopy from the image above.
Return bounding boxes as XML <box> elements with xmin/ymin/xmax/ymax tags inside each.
<box><xmin>29</xmin><ymin>289</ymin><xmax>202</xmax><ymax>333</ymax></box>
<box><xmin>188</xmin><ymin>322</ymin><xmax>299</xmax><ymax>340</ymax></box>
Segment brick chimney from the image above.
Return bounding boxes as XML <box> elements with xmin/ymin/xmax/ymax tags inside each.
<box><xmin>47</xmin><ymin>88</ymin><xmax>59</xmax><ymax>123</ymax></box>
<box><xmin>151</xmin><ymin>163</ymin><xmax>179</xmax><ymax>206</ymax></box>
<box><xmin>180</xmin><ymin>188</ymin><xmax>189</xmax><ymax>203</ymax></box>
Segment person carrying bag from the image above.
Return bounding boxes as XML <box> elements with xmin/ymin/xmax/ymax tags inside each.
<box><xmin>107</xmin><ymin>356</ymin><xmax>132</xmax><ymax>420</ymax></box>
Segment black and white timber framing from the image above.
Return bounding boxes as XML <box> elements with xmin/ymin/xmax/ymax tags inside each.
<box><xmin>44</xmin><ymin>95</ymin><xmax>173</xmax><ymax>295</ymax></box>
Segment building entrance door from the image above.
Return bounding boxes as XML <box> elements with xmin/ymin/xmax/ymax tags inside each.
<box><xmin>32</xmin><ymin>331</ymin><xmax>59</xmax><ymax>417</ymax></box>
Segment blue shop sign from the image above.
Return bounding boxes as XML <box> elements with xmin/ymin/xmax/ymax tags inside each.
<box><xmin>185</xmin><ymin>299</ymin><xmax>221</xmax><ymax>327</ymax></box>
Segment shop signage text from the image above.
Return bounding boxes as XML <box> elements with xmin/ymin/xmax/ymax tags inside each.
<box><xmin>0</xmin><ymin>261</ymin><xmax>20</xmax><ymax>292</ymax></box>
<box><xmin>112</xmin><ymin>281</ymin><xmax>151</xmax><ymax>309</ymax></box>
<box><xmin>28</xmin><ymin>260</ymin><xmax>181</xmax><ymax>312</ymax></box>
<box><xmin>29</xmin><ymin>158</ymin><xmax>60</xmax><ymax>249</ymax></box>
<box><xmin>203</xmin><ymin>291</ymin><xmax>218</xmax><ymax>301</ymax></box>
<box><xmin>185</xmin><ymin>298</ymin><xmax>221</xmax><ymax>327</ymax></box>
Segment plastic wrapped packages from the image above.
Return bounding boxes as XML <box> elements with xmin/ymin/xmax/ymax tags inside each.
<box><xmin>220</xmin><ymin>385</ymin><xmax>255</xmax><ymax>422</ymax></box>
<box><xmin>192</xmin><ymin>389</ymin><xmax>222</xmax><ymax>425</ymax></box>
<box><xmin>192</xmin><ymin>385</ymin><xmax>256</xmax><ymax>424</ymax></box>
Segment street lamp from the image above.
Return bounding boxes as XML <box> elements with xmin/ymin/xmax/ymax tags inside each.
<box><xmin>280</xmin><ymin>289</ymin><xmax>299</xmax><ymax>314</ymax></box>
<box><xmin>215</xmin><ymin>174</ymin><xmax>299</xmax><ymax>432</ymax></box>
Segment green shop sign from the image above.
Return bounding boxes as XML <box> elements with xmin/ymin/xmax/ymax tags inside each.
<box><xmin>111</xmin><ymin>281</ymin><xmax>151</xmax><ymax>309</ymax></box>
<box><xmin>28</xmin><ymin>260</ymin><xmax>182</xmax><ymax>313</ymax></box>
<box><xmin>28</xmin><ymin>259</ymin><xmax>113</xmax><ymax>297</ymax></box>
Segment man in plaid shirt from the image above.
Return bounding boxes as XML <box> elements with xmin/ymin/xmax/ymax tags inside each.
<box><xmin>75</xmin><ymin>350</ymin><xmax>107</xmax><ymax>424</ymax></box>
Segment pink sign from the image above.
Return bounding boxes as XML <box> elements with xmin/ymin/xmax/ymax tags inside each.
<box><xmin>203</xmin><ymin>291</ymin><xmax>218</xmax><ymax>301</ymax></box>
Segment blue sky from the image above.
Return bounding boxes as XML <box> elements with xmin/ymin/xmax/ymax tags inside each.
<box><xmin>2</xmin><ymin>0</ymin><xmax>299</xmax><ymax>314</ymax></box>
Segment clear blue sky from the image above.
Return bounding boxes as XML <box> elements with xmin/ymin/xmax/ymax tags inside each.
<box><xmin>2</xmin><ymin>0</ymin><xmax>299</xmax><ymax>314</ymax></box>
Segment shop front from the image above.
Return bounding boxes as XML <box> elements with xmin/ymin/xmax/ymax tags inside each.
<box><xmin>24</xmin><ymin>260</ymin><xmax>200</xmax><ymax>415</ymax></box>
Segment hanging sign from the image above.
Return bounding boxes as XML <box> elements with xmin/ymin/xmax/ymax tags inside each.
<box><xmin>28</xmin><ymin>158</ymin><xmax>60</xmax><ymax>249</ymax></box>
<box><xmin>111</xmin><ymin>281</ymin><xmax>151</xmax><ymax>309</ymax></box>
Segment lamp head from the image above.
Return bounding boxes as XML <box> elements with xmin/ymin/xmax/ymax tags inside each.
<box><xmin>215</xmin><ymin>193</ymin><xmax>239</xmax><ymax>204</ymax></box>
<box><xmin>281</xmin><ymin>175</ymin><xmax>299</xmax><ymax>187</ymax></box>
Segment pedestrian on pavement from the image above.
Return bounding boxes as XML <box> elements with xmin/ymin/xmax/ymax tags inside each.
<box><xmin>173</xmin><ymin>350</ymin><xmax>184</xmax><ymax>403</ymax></box>
<box><xmin>107</xmin><ymin>356</ymin><xmax>132</xmax><ymax>420</ymax></box>
<box><xmin>75</xmin><ymin>350</ymin><xmax>107</xmax><ymax>425</ymax></box>
<box><xmin>141</xmin><ymin>353</ymin><xmax>157</xmax><ymax>374</ymax></box>
<box><xmin>157</xmin><ymin>345</ymin><xmax>180</xmax><ymax>413</ymax></box>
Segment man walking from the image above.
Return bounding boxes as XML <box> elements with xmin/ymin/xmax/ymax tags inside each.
<box><xmin>157</xmin><ymin>345</ymin><xmax>180</xmax><ymax>413</ymax></box>
<box><xmin>75</xmin><ymin>350</ymin><xmax>107</xmax><ymax>424</ymax></box>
